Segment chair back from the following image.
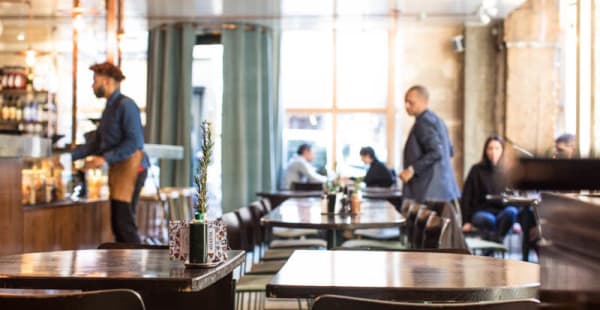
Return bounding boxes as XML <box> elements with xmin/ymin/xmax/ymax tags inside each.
<box><xmin>405</xmin><ymin>203</ymin><xmax>424</xmax><ymax>248</ymax></box>
<box><xmin>0</xmin><ymin>289</ymin><xmax>145</xmax><ymax>310</ymax></box>
<box><xmin>260</xmin><ymin>198</ymin><xmax>273</xmax><ymax>213</ymax></box>
<box><xmin>413</xmin><ymin>208</ymin><xmax>435</xmax><ymax>249</ymax></box>
<box><xmin>97</xmin><ymin>243</ymin><xmax>168</xmax><ymax>250</ymax></box>
<box><xmin>236</xmin><ymin>207</ymin><xmax>257</xmax><ymax>251</ymax></box>
<box><xmin>422</xmin><ymin>215</ymin><xmax>450</xmax><ymax>249</ymax></box>
<box><xmin>312</xmin><ymin>295</ymin><xmax>539</xmax><ymax>310</ymax></box>
<box><xmin>291</xmin><ymin>182</ymin><xmax>323</xmax><ymax>191</ymax></box>
<box><xmin>221</xmin><ymin>212</ymin><xmax>245</xmax><ymax>250</ymax></box>
<box><xmin>248</xmin><ymin>202</ymin><xmax>266</xmax><ymax>244</ymax></box>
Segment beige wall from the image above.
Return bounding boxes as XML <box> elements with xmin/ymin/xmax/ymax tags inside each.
<box><xmin>397</xmin><ymin>21</ymin><xmax>465</xmax><ymax>185</ymax></box>
<box><xmin>504</xmin><ymin>0</ymin><xmax>560</xmax><ymax>155</ymax></box>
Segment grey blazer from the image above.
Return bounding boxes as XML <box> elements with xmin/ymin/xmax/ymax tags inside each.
<box><xmin>403</xmin><ymin>109</ymin><xmax>460</xmax><ymax>202</ymax></box>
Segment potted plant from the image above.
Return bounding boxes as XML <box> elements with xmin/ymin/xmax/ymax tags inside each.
<box><xmin>188</xmin><ymin>121</ymin><xmax>214</xmax><ymax>265</ymax></box>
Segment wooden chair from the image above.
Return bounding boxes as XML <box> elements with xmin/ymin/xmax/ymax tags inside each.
<box><xmin>224</xmin><ymin>210</ymin><xmax>272</xmax><ymax>310</ymax></box>
<box><xmin>413</xmin><ymin>208</ymin><xmax>435</xmax><ymax>249</ymax></box>
<box><xmin>312</xmin><ymin>295</ymin><xmax>539</xmax><ymax>310</ymax></box>
<box><xmin>291</xmin><ymin>182</ymin><xmax>323</xmax><ymax>191</ymax></box>
<box><xmin>0</xmin><ymin>289</ymin><xmax>145</xmax><ymax>310</ymax></box>
<box><xmin>406</xmin><ymin>203</ymin><xmax>425</xmax><ymax>248</ymax></box>
<box><xmin>97</xmin><ymin>243</ymin><xmax>168</xmax><ymax>250</ymax></box>
<box><xmin>423</xmin><ymin>215</ymin><xmax>451</xmax><ymax>249</ymax></box>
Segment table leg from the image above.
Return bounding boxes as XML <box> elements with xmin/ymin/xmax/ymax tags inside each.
<box><xmin>326</xmin><ymin>229</ymin><xmax>336</xmax><ymax>249</ymax></box>
<box><xmin>520</xmin><ymin>207</ymin><xmax>533</xmax><ymax>262</ymax></box>
<box><xmin>139</xmin><ymin>273</ymin><xmax>235</xmax><ymax>310</ymax></box>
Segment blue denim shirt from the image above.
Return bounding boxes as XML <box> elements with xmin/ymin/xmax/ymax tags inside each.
<box><xmin>72</xmin><ymin>89</ymin><xmax>149</xmax><ymax>168</ymax></box>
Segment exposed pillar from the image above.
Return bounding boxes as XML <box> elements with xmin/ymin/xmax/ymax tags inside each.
<box><xmin>504</xmin><ymin>0</ymin><xmax>560</xmax><ymax>155</ymax></box>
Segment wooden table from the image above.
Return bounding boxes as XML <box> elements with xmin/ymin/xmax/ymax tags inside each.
<box><xmin>257</xmin><ymin>189</ymin><xmax>403</xmax><ymax>209</ymax></box>
<box><xmin>0</xmin><ymin>249</ymin><xmax>245</xmax><ymax>310</ymax></box>
<box><xmin>261</xmin><ymin>198</ymin><xmax>405</xmax><ymax>248</ymax></box>
<box><xmin>267</xmin><ymin>250</ymin><xmax>540</xmax><ymax>302</ymax></box>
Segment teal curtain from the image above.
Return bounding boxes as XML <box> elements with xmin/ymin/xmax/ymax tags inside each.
<box><xmin>222</xmin><ymin>25</ymin><xmax>281</xmax><ymax>212</ymax></box>
<box><xmin>146</xmin><ymin>23</ymin><xmax>195</xmax><ymax>187</ymax></box>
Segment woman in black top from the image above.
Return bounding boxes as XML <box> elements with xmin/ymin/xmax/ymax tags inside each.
<box><xmin>461</xmin><ymin>136</ymin><xmax>517</xmax><ymax>242</ymax></box>
<box><xmin>359</xmin><ymin>147</ymin><xmax>394</xmax><ymax>188</ymax></box>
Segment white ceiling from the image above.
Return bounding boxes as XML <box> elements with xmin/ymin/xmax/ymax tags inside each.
<box><xmin>0</xmin><ymin>0</ymin><xmax>525</xmax><ymax>19</ymax></box>
<box><xmin>0</xmin><ymin>0</ymin><xmax>525</xmax><ymax>52</ymax></box>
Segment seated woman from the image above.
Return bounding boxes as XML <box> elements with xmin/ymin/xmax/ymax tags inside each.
<box><xmin>359</xmin><ymin>147</ymin><xmax>394</xmax><ymax>188</ymax></box>
<box><xmin>461</xmin><ymin>136</ymin><xmax>517</xmax><ymax>242</ymax></box>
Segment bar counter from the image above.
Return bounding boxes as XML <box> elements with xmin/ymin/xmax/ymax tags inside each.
<box><xmin>22</xmin><ymin>198</ymin><xmax>113</xmax><ymax>253</ymax></box>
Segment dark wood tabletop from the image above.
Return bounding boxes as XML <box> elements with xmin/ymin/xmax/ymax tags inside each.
<box><xmin>267</xmin><ymin>250</ymin><xmax>540</xmax><ymax>302</ymax></box>
<box><xmin>0</xmin><ymin>249</ymin><xmax>245</xmax><ymax>293</ymax></box>
<box><xmin>261</xmin><ymin>198</ymin><xmax>405</xmax><ymax>230</ymax></box>
<box><xmin>257</xmin><ymin>189</ymin><xmax>403</xmax><ymax>208</ymax></box>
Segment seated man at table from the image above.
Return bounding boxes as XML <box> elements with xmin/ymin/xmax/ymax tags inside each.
<box><xmin>461</xmin><ymin>135</ymin><xmax>517</xmax><ymax>243</ymax></box>
<box><xmin>283</xmin><ymin>144</ymin><xmax>327</xmax><ymax>190</ymax></box>
<box><xmin>359</xmin><ymin>146</ymin><xmax>394</xmax><ymax>188</ymax></box>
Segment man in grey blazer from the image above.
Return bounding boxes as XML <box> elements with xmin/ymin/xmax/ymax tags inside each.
<box><xmin>400</xmin><ymin>85</ymin><xmax>466</xmax><ymax>249</ymax></box>
<box><xmin>400</xmin><ymin>85</ymin><xmax>460</xmax><ymax>202</ymax></box>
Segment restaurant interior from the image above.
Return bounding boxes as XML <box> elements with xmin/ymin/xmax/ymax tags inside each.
<box><xmin>0</xmin><ymin>0</ymin><xmax>598</xmax><ymax>309</ymax></box>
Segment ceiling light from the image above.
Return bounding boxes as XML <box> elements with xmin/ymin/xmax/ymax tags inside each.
<box><xmin>17</xmin><ymin>32</ymin><xmax>25</xmax><ymax>41</ymax></box>
<box><xmin>25</xmin><ymin>47</ymin><xmax>36</xmax><ymax>67</ymax></box>
<box><xmin>479</xmin><ymin>11</ymin><xmax>491</xmax><ymax>25</ymax></box>
<box><xmin>73</xmin><ymin>13</ymin><xmax>84</xmax><ymax>31</ymax></box>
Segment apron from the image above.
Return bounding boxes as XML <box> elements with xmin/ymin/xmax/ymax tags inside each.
<box><xmin>108</xmin><ymin>150</ymin><xmax>143</xmax><ymax>203</ymax></box>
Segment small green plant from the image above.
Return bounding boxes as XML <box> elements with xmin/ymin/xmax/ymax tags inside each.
<box><xmin>194</xmin><ymin>121</ymin><xmax>214</xmax><ymax>219</ymax></box>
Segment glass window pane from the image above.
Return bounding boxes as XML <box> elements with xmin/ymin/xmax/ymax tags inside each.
<box><xmin>281</xmin><ymin>31</ymin><xmax>333</xmax><ymax>108</ymax></box>
<box><xmin>336</xmin><ymin>30</ymin><xmax>388</xmax><ymax>108</ymax></box>
<box><xmin>336</xmin><ymin>113</ymin><xmax>387</xmax><ymax>177</ymax></box>
<box><xmin>283</xmin><ymin>113</ymin><xmax>332</xmax><ymax>173</ymax></box>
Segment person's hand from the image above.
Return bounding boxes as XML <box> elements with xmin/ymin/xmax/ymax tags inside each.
<box><xmin>83</xmin><ymin>156</ymin><xmax>105</xmax><ymax>171</ymax></box>
<box><xmin>462</xmin><ymin>222</ymin><xmax>473</xmax><ymax>232</ymax></box>
<box><xmin>399</xmin><ymin>167</ymin><xmax>414</xmax><ymax>182</ymax></box>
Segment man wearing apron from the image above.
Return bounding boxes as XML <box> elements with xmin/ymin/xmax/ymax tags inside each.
<box><xmin>72</xmin><ymin>62</ymin><xmax>149</xmax><ymax>243</ymax></box>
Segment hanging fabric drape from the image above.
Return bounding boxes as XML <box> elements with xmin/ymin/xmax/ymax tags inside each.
<box><xmin>221</xmin><ymin>25</ymin><xmax>281</xmax><ymax>212</ymax></box>
<box><xmin>145</xmin><ymin>23</ymin><xmax>195</xmax><ymax>187</ymax></box>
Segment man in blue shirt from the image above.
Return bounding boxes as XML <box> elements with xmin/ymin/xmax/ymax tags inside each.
<box><xmin>72</xmin><ymin>62</ymin><xmax>149</xmax><ymax>243</ymax></box>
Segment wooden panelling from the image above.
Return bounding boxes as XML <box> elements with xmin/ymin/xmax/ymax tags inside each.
<box><xmin>0</xmin><ymin>159</ymin><xmax>23</xmax><ymax>256</ymax></box>
<box><xmin>538</xmin><ymin>193</ymin><xmax>600</xmax><ymax>307</ymax></box>
<box><xmin>23</xmin><ymin>200</ymin><xmax>113</xmax><ymax>253</ymax></box>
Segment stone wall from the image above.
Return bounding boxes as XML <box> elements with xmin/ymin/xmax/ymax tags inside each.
<box><xmin>463</xmin><ymin>24</ymin><xmax>503</xmax><ymax>176</ymax></box>
<box><xmin>504</xmin><ymin>0</ymin><xmax>561</xmax><ymax>155</ymax></box>
<box><xmin>397</xmin><ymin>21</ymin><xmax>465</xmax><ymax>184</ymax></box>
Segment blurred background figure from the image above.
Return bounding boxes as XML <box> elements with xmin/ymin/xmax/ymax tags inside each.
<box><xmin>553</xmin><ymin>133</ymin><xmax>578</xmax><ymax>159</ymax></box>
<box><xmin>358</xmin><ymin>146</ymin><xmax>394</xmax><ymax>188</ymax></box>
<box><xmin>283</xmin><ymin>143</ymin><xmax>327</xmax><ymax>189</ymax></box>
<box><xmin>461</xmin><ymin>136</ymin><xmax>516</xmax><ymax>243</ymax></box>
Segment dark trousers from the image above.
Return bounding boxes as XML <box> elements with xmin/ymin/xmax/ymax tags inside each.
<box><xmin>110</xmin><ymin>170</ymin><xmax>147</xmax><ymax>243</ymax></box>
<box><xmin>472</xmin><ymin>206</ymin><xmax>518</xmax><ymax>241</ymax></box>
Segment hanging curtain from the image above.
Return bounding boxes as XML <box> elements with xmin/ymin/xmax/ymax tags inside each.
<box><xmin>221</xmin><ymin>24</ymin><xmax>282</xmax><ymax>212</ymax></box>
<box><xmin>146</xmin><ymin>23</ymin><xmax>195</xmax><ymax>187</ymax></box>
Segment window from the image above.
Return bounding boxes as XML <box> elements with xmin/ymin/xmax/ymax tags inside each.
<box><xmin>280</xmin><ymin>28</ymin><xmax>395</xmax><ymax>180</ymax></box>
<box><xmin>192</xmin><ymin>43</ymin><xmax>223</xmax><ymax>218</ymax></box>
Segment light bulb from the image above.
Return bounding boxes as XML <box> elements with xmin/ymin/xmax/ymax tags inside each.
<box><xmin>25</xmin><ymin>48</ymin><xmax>36</xmax><ymax>67</ymax></box>
<box><xmin>17</xmin><ymin>32</ymin><xmax>25</xmax><ymax>41</ymax></box>
<box><xmin>73</xmin><ymin>13</ymin><xmax>84</xmax><ymax>31</ymax></box>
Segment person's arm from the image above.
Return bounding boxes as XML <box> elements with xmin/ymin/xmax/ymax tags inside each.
<box><xmin>299</xmin><ymin>161</ymin><xmax>328</xmax><ymax>183</ymax></box>
<box><xmin>411</xmin><ymin>117</ymin><xmax>443</xmax><ymax>176</ymax></box>
<box><xmin>71</xmin><ymin>130</ymin><xmax>99</xmax><ymax>161</ymax></box>
<box><xmin>102</xmin><ymin>100</ymin><xmax>144</xmax><ymax>165</ymax></box>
